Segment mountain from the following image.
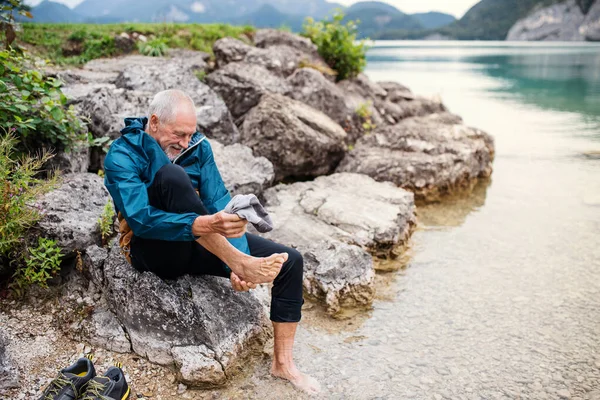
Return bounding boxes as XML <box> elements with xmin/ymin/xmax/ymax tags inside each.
<box><xmin>344</xmin><ymin>1</ymin><xmax>424</xmax><ymax>38</ymax></box>
<box><xmin>26</xmin><ymin>0</ymin><xmax>84</xmax><ymax>22</ymax></box>
<box><xmin>507</xmin><ymin>0</ymin><xmax>600</xmax><ymax>41</ymax></box>
<box><xmin>412</xmin><ymin>12</ymin><xmax>456</xmax><ymax>29</ymax></box>
<box><xmin>438</xmin><ymin>0</ymin><xmax>564</xmax><ymax>40</ymax></box>
<box><xmin>72</xmin><ymin>0</ymin><xmax>341</xmax><ymax>23</ymax></box>
<box><xmin>231</xmin><ymin>3</ymin><xmax>305</xmax><ymax>31</ymax></box>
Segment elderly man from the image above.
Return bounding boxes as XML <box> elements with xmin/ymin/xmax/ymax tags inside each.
<box><xmin>103</xmin><ymin>89</ymin><xmax>319</xmax><ymax>394</ymax></box>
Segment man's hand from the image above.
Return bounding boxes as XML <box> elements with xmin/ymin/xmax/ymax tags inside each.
<box><xmin>193</xmin><ymin>211</ymin><xmax>247</xmax><ymax>238</ymax></box>
<box><xmin>230</xmin><ymin>272</ymin><xmax>257</xmax><ymax>292</ymax></box>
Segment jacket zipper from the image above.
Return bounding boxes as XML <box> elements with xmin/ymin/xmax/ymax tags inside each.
<box><xmin>172</xmin><ymin>136</ymin><xmax>206</xmax><ymax>165</ymax></box>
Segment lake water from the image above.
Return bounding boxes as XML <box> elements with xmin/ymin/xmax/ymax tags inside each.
<box><xmin>219</xmin><ymin>41</ymin><xmax>600</xmax><ymax>399</ymax></box>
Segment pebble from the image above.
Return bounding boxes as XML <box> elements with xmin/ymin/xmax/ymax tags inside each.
<box><xmin>177</xmin><ymin>384</ymin><xmax>187</xmax><ymax>394</ymax></box>
<box><xmin>557</xmin><ymin>389</ymin><xmax>571</xmax><ymax>399</ymax></box>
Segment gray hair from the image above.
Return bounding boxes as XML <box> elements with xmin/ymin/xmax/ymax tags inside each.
<box><xmin>147</xmin><ymin>89</ymin><xmax>196</xmax><ymax>124</ymax></box>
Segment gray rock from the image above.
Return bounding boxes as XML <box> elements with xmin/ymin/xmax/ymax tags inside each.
<box><xmin>213</xmin><ymin>37</ymin><xmax>254</xmax><ymax>68</ymax></box>
<box><xmin>114</xmin><ymin>59</ymin><xmax>239</xmax><ymax>144</ymax></box>
<box><xmin>36</xmin><ymin>173</ymin><xmax>109</xmax><ymax>254</ymax></box>
<box><xmin>244</xmin><ymin>45</ymin><xmax>326</xmax><ymax>78</ymax></box>
<box><xmin>507</xmin><ymin>0</ymin><xmax>600</xmax><ymax>41</ymax></box>
<box><xmin>205</xmin><ymin>62</ymin><xmax>290</xmax><ymax>120</ymax></box>
<box><xmin>95</xmin><ymin>242</ymin><xmax>269</xmax><ymax>387</ymax></box>
<box><xmin>211</xmin><ymin>141</ymin><xmax>274</xmax><ymax>197</ymax></box>
<box><xmin>259</xmin><ymin>173</ymin><xmax>415</xmax><ymax>312</ymax></box>
<box><xmin>82</xmin><ymin>308</ymin><xmax>131</xmax><ymax>353</ymax></box>
<box><xmin>285</xmin><ymin>68</ymin><xmax>363</xmax><ymax>142</ymax></box>
<box><xmin>241</xmin><ymin>93</ymin><xmax>347</xmax><ymax>181</ymax></box>
<box><xmin>114</xmin><ymin>34</ymin><xmax>136</xmax><ymax>54</ymax></box>
<box><xmin>337</xmin><ymin>113</ymin><xmax>495</xmax><ymax>202</ymax></box>
<box><xmin>378</xmin><ymin>81</ymin><xmax>415</xmax><ymax>102</ymax></box>
<box><xmin>167</xmin><ymin>49</ymin><xmax>209</xmax><ymax>71</ymax></box>
<box><xmin>76</xmin><ymin>86</ymin><xmax>150</xmax><ymax>141</ymax></box>
<box><xmin>339</xmin><ymin>75</ymin><xmax>447</xmax><ymax>126</ymax></box>
<box><xmin>261</xmin><ymin>173</ymin><xmax>416</xmax><ymax>256</ymax></box>
<box><xmin>303</xmin><ymin>240</ymin><xmax>375</xmax><ymax>315</ymax></box>
<box><xmin>338</xmin><ymin>73</ymin><xmax>388</xmax><ymax>101</ymax></box>
<box><xmin>254</xmin><ymin>29</ymin><xmax>319</xmax><ymax>58</ymax></box>
<box><xmin>83</xmin><ymin>55</ymin><xmax>163</xmax><ymax>74</ymax></box>
<box><xmin>0</xmin><ymin>331</ymin><xmax>19</xmax><ymax>390</ymax></box>
<box><xmin>47</xmin><ymin>143</ymin><xmax>90</xmax><ymax>174</ymax></box>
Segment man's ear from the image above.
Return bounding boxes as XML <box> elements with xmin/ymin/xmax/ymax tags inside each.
<box><xmin>148</xmin><ymin>114</ymin><xmax>159</xmax><ymax>133</ymax></box>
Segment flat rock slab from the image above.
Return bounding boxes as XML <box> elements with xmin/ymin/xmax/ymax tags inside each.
<box><xmin>262</xmin><ymin>172</ymin><xmax>415</xmax><ymax>254</ymax></box>
<box><xmin>259</xmin><ymin>173</ymin><xmax>416</xmax><ymax>314</ymax></box>
<box><xmin>337</xmin><ymin>113</ymin><xmax>495</xmax><ymax>202</ymax></box>
<box><xmin>241</xmin><ymin>93</ymin><xmax>347</xmax><ymax>181</ymax></box>
<box><xmin>37</xmin><ymin>173</ymin><xmax>109</xmax><ymax>254</ymax></box>
<box><xmin>211</xmin><ymin>141</ymin><xmax>274</xmax><ymax>197</ymax></box>
<box><xmin>88</xmin><ymin>242</ymin><xmax>269</xmax><ymax>387</ymax></box>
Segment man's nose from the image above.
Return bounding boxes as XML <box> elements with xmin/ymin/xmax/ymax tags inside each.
<box><xmin>179</xmin><ymin>138</ymin><xmax>189</xmax><ymax>149</ymax></box>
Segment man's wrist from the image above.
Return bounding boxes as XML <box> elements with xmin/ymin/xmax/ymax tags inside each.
<box><xmin>192</xmin><ymin>215</ymin><xmax>213</xmax><ymax>237</ymax></box>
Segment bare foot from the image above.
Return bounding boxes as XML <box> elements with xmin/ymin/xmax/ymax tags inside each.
<box><xmin>271</xmin><ymin>362</ymin><xmax>321</xmax><ymax>395</ymax></box>
<box><xmin>236</xmin><ymin>253</ymin><xmax>288</xmax><ymax>284</ymax></box>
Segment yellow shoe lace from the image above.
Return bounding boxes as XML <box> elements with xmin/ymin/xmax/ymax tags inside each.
<box><xmin>43</xmin><ymin>373</ymin><xmax>77</xmax><ymax>400</ymax></box>
<box><xmin>80</xmin><ymin>379</ymin><xmax>112</xmax><ymax>400</ymax></box>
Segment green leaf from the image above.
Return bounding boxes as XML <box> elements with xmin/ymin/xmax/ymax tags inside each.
<box><xmin>50</xmin><ymin>107</ymin><xmax>64</xmax><ymax>121</ymax></box>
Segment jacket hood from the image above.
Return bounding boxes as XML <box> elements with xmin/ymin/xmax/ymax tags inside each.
<box><xmin>121</xmin><ymin>117</ymin><xmax>148</xmax><ymax>136</ymax></box>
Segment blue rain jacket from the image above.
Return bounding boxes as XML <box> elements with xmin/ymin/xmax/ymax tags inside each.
<box><xmin>103</xmin><ymin>117</ymin><xmax>250</xmax><ymax>256</ymax></box>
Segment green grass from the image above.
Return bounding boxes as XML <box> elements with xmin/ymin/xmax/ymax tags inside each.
<box><xmin>18</xmin><ymin>23</ymin><xmax>255</xmax><ymax>65</ymax></box>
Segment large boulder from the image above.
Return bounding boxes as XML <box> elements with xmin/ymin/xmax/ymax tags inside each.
<box><xmin>213</xmin><ymin>37</ymin><xmax>327</xmax><ymax>78</ymax></box>
<box><xmin>212</xmin><ymin>37</ymin><xmax>254</xmax><ymax>68</ymax></box>
<box><xmin>254</xmin><ymin>29</ymin><xmax>320</xmax><ymax>58</ymax></box>
<box><xmin>114</xmin><ymin>59</ymin><xmax>239</xmax><ymax>144</ymax></box>
<box><xmin>337</xmin><ymin>113</ymin><xmax>495</xmax><ymax>202</ymax></box>
<box><xmin>241</xmin><ymin>93</ymin><xmax>347</xmax><ymax>181</ymax></box>
<box><xmin>259</xmin><ymin>173</ymin><xmax>416</xmax><ymax>314</ymax></box>
<box><xmin>261</xmin><ymin>173</ymin><xmax>416</xmax><ymax>254</ymax></box>
<box><xmin>76</xmin><ymin>86</ymin><xmax>150</xmax><ymax>141</ymax></box>
<box><xmin>338</xmin><ymin>75</ymin><xmax>446</xmax><ymax>126</ymax></box>
<box><xmin>245</xmin><ymin>45</ymin><xmax>328</xmax><ymax>78</ymax></box>
<box><xmin>285</xmin><ymin>68</ymin><xmax>363</xmax><ymax>142</ymax></box>
<box><xmin>205</xmin><ymin>62</ymin><xmax>290</xmax><ymax>120</ymax></box>
<box><xmin>88</xmin><ymin>242</ymin><xmax>269</xmax><ymax>387</ymax></box>
<box><xmin>36</xmin><ymin>173</ymin><xmax>110</xmax><ymax>254</ymax></box>
<box><xmin>211</xmin><ymin>141</ymin><xmax>274</xmax><ymax>197</ymax></box>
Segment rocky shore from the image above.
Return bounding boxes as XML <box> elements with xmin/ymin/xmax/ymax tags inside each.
<box><xmin>0</xmin><ymin>29</ymin><xmax>494</xmax><ymax>397</ymax></box>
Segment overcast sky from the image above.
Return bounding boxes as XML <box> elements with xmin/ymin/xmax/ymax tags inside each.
<box><xmin>26</xmin><ymin>0</ymin><xmax>480</xmax><ymax>18</ymax></box>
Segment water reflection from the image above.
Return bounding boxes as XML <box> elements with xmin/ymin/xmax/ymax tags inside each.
<box><xmin>416</xmin><ymin>178</ymin><xmax>491</xmax><ymax>229</ymax></box>
<box><xmin>469</xmin><ymin>52</ymin><xmax>600</xmax><ymax>118</ymax></box>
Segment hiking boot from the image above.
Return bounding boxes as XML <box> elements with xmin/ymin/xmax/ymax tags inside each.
<box><xmin>80</xmin><ymin>363</ymin><xmax>130</xmax><ymax>400</ymax></box>
<box><xmin>39</xmin><ymin>356</ymin><xmax>96</xmax><ymax>400</ymax></box>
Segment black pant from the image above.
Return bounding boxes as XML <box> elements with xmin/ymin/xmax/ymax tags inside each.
<box><xmin>130</xmin><ymin>164</ymin><xmax>304</xmax><ymax>323</ymax></box>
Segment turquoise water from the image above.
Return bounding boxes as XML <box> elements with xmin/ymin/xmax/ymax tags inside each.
<box><xmin>219</xmin><ymin>42</ymin><xmax>600</xmax><ymax>399</ymax></box>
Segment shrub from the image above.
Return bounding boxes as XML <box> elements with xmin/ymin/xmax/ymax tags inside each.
<box><xmin>10</xmin><ymin>237</ymin><xmax>62</xmax><ymax>296</ymax></box>
<box><xmin>138</xmin><ymin>38</ymin><xmax>168</xmax><ymax>57</ymax></box>
<box><xmin>302</xmin><ymin>11</ymin><xmax>368</xmax><ymax>81</ymax></box>
<box><xmin>98</xmin><ymin>199</ymin><xmax>115</xmax><ymax>246</ymax></box>
<box><xmin>355</xmin><ymin>101</ymin><xmax>376</xmax><ymax>133</ymax></box>
<box><xmin>0</xmin><ymin>131</ymin><xmax>60</xmax><ymax>294</ymax></box>
<box><xmin>0</xmin><ymin>49</ymin><xmax>87</xmax><ymax>153</ymax></box>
